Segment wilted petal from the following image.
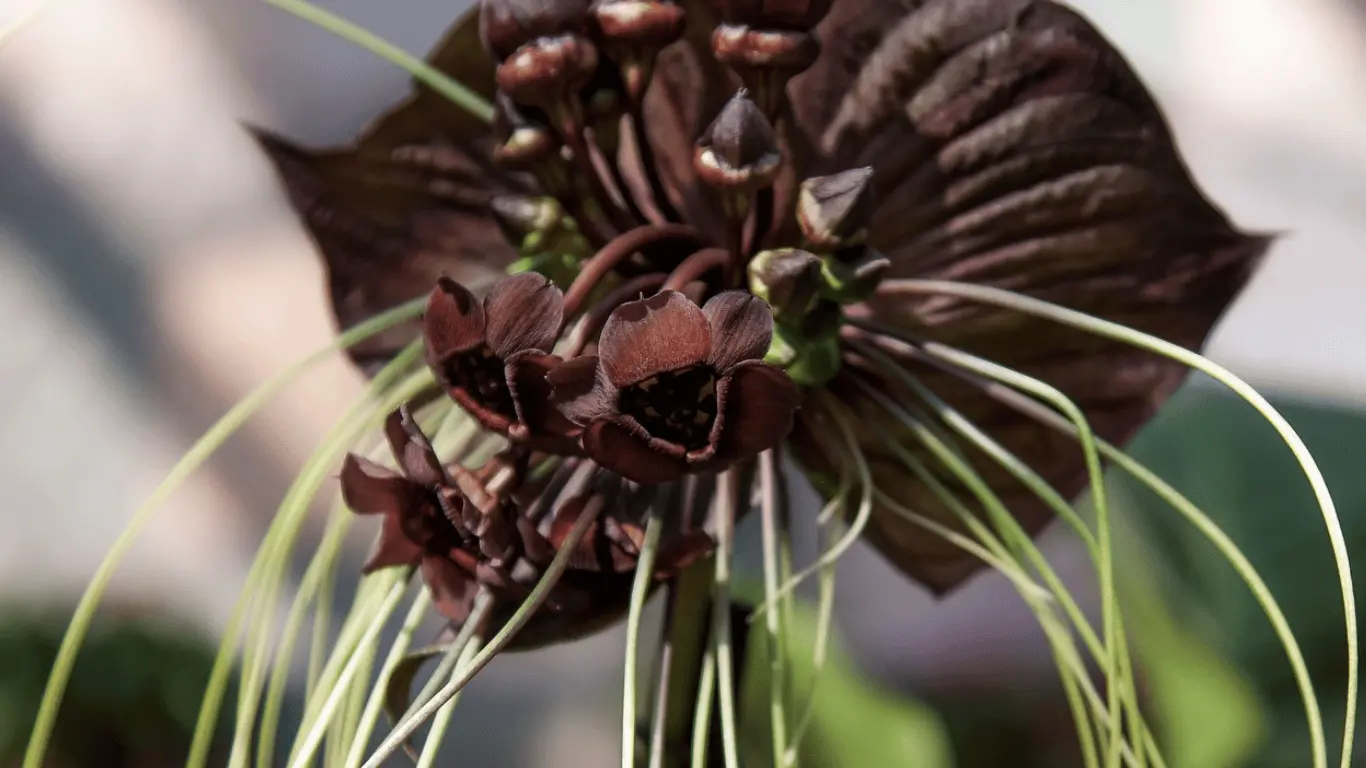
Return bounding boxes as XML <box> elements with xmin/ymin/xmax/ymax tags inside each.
<box><xmin>425</xmin><ymin>277</ymin><xmax>487</xmax><ymax>361</ymax></box>
<box><xmin>702</xmin><ymin>291</ymin><xmax>774</xmax><ymax>371</ymax></box>
<box><xmin>483</xmin><ymin>272</ymin><xmax>565</xmax><ymax>357</ymax></box>
<box><xmin>252</xmin><ymin>8</ymin><xmax>526</xmax><ymax>375</ymax></box>
<box><xmin>340</xmin><ymin>454</ymin><xmax>411</xmax><ymax>516</ymax></box>
<box><xmin>422</xmin><ymin>556</ymin><xmax>480</xmax><ymax>622</ymax></box>
<box><xmin>362</xmin><ymin>513</ymin><xmax>424</xmax><ymax>573</ymax></box>
<box><xmin>383</xmin><ymin>409</ymin><xmax>447</xmax><ymax>488</ymax></box>
<box><xmin>583</xmin><ymin>420</ymin><xmax>689</xmax><ymax>484</ymax></box>
<box><xmin>547</xmin><ymin>354</ymin><xmax>615</xmax><ymax>425</ymax></box>
<box><xmin>599</xmin><ymin>291</ymin><xmax>710</xmax><ymax>387</ymax></box>
<box><xmin>707</xmin><ymin>361</ymin><xmax>798</xmax><ymax>465</ymax></box>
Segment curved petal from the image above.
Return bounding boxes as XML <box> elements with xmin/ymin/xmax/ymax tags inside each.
<box><xmin>252</xmin><ymin>8</ymin><xmax>526</xmax><ymax>375</ymax></box>
<box><xmin>546</xmin><ymin>354</ymin><xmax>615</xmax><ymax>425</ymax></box>
<box><xmin>383</xmin><ymin>409</ymin><xmax>447</xmax><ymax>488</ymax></box>
<box><xmin>340</xmin><ymin>454</ymin><xmax>411</xmax><ymax>516</ymax></box>
<box><xmin>599</xmin><ymin>291</ymin><xmax>710</xmax><ymax>387</ymax></box>
<box><xmin>422</xmin><ymin>555</ymin><xmax>480</xmax><ymax>623</ymax></box>
<box><xmin>506</xmin><ymin>351</ymin><xmax>581</xmax><ymax>440</ymax></box>
<box><xmin>583</xmin><ymin>420</ymin><xmax>690</xmax><ymax>484</ymax></box>
<box><xmin>425</xmin><ymin>276</ymin><xmax>487</xmax><ymax>362</ymax></box>
<box><xmin>362</xmin><ymin>513</ymin><xmax>424</xmax><ymax>573</ymax></box>
<box><xmin>483</xmin><ymin>272</ymin><xmax>565</xmax><ymax>357</ymax></box>
<box><xmin>706</xmin><ymin>361</ymin><xmax>799</xmax><ymax>466</ymax></box>
<box><xmin>702</xmin><ymin>291</ymin><xmax>774</xmax><ymax>371</ymax></box>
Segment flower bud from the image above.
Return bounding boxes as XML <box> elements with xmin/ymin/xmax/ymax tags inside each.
<box><xmin>496</xmin><ymin>35</ymin><xmax>600</xmax><ymax>110</ymax></box>
<box><xmin>591</xmin><ymin>0</ymin><xmax>686</xmax><ymax>100</ymax></box>
<box><xmin>591</xmin><ymin>0</ymin><xmax>686</xmax><ymax>48</ymax></box>
<box><xmin>797</xmin><ymin>167</ymin><xmax>877</xmax><ymax>250</ymax></box>
<box><xmin>694</xmin><ymin>90</ymin><xmax>782</xmax><ymax>192</ymax></box>
<box><xmin>480</xmin><ymin>0</ymin><xmax>593</xmax><ymax>61</ymax></box>
<box><xmin>490</xmin><ymin>195</ymin><xmax>566</xmax><ymax>243</ymax></box>
<box><xmin>711</xmin><ymin>25</ymin><xmax>819</xmax><ymax>73</ymax></box>
<box><xmin>748</xmin><ymin>248</ymin><xmax>823</xmax><ymax>318</ymax></box>
<box><xmin>492</xmin><ymin>95</ymin><xmax>559</xmax><ymax>169</ymax></box>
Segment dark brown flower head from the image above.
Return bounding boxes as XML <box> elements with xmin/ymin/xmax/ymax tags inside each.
<box><xmin>747</xmin><ymin>247</ymin><xmax>823</xmax><ymax>317</ymax></box>
<box><xmin>495</xmin><ymin>34</ymin><xmax>600</xmax><ymax>110</ymax></box>
<box><xmin>480</xmin><ymin>0</ymin><xmax>594</xmax><ymax>62</ymax></box>
<box><xmin>424</xmin><ymin>272</ymin><xmax>578</xmax><ymax>452</ymax></box>
<box><xmin>261</xmin><ymin>0</ymin><xmax>1267</xmax><ymax>595</ymax></box>
<box><xmin>550</xmin><ymin>290</ymin><xmax>798</xmax><ymax>483</ymax></box>
<box><xmin>694</xmin><ymin>90</ymin><xmax>782</xmax><ymax>192</ymax></box>
<box><xmin>339</xmin><ymin>409</ymin><xmax>485</xmax><ymax>619</ymax></box>
<box><xmin>591</xmin><ymin>0</ymin><xmax>687</xmax><ymax>49</ymax></box>
<box><xmin>797</xmin><ymin>167</ymin><xmax>876</xmax><ymax>250</ymax></box>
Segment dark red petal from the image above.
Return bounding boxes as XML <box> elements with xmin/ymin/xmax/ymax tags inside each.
<box><xmin>362</xmin><ymin>513</ymin><xmax>424</xmax><ymax>573</ymax></box>
<box><xmin>506</xmin><ymin>351</ymin><xmax>580</xmax><ymax>438</ymax></box>
<box><xmin>708</xmin><ymin>362</ymin><xmax>798</xmax><ymax>466</ymax></box>
<box><xmin>250</xmin><ymin>9</ymin><xmax>521</xmax><ymax>376</ymax></box>
<box><xmin>483</xmin><ymin>272</ymin><xmax>565</xmax><ymax>358</ymax></box>
<box><xmin>340</xmin><ymin>454</ymin><xmax>410</xmax><ymax>516</ymax></box>
<box><xmin>425</xmin><ymin>277</ymin><xmax>487</xmax><ymax>363</ymax></box>
<box><xmin>599</xmin><ymin>291</ymin><xmax>710</xmax><ymax>387</ymax></box>
<box><xmin>546</xmin><ymin>354</ymin><xmax>614</xmax><ymax>425</ymax></box>
<box><xmin>547</xmin><ymin>495</ymin><xmax>609</xmax><ymax>572</ymax></box>
<box><xmin>422</xmin><ymin>556</ymin><xmax>479</xmax><ymax>623</ymax></box>
<box><xmin>702</xmin><ymin>291</ymin><xmax>774</xmax><ymax>371</ymax></box>
<box><xmin>583</xmin><ymin>420</ymin><xmax>689</xmax><ymax>484</ymax></box>
<box><xmin>383</xmin><ymin>409</ymin><xmax>447</xmax><ymax>488</ymax></box>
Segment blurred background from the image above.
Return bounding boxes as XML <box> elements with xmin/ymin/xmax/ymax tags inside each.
<box><xmin>2</xmin><ymin>0</ymin><xmax>1365</xmax><ymax>765</ymax></box>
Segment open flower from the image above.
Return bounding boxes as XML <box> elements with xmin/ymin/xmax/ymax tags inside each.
<box><xmin>550</xmin><ymin>290</ymin><xmax>798</xmax><ymax>483</ymax></box>
<box><xmin>423</xmin><ymin>271</ymin><xmax>579</xmax><ymax>452</ymax></box>
<box><xmin>339</xmin><ymin>409</ymin><xmax>485</xmax><ymax>621</ymax></box>
<box><xmin>259</xmin><ymin>0</ymin><xmax>1263</xmax><ymax>595</ymax></box>
<box><xmin>343</xmin><ymin>407</ymin><xmax>716</xmax><ymax>646</ymax></box>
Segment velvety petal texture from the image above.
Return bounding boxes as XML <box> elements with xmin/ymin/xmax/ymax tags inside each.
<box><xmin>702</xmin><ymin>291</ymin><xmax>775</xmax><ymax>371</ymax></box>
<box><xmin>425</xmin><ymin>276</ymin><xmax>487</xmax><ymax>360</ymax></box>
<box><xmin>482</xmin><ymin>272</ymin><xmax>564</xmax><ymax>357</ymax></box>
<box><xmin>599</xmin><ymin>291</ymin><xmax>711</xmax><ymax>387</ymax></box>
<box><xmin>709</xmin><ymin>361</ymin><xmax>799</xmax><ymax>465</ymax></box>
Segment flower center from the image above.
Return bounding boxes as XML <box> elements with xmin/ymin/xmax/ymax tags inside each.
<box><xmin>448</xmin><ymin>345</ymin><xmax>517</xmax><ymax>419</ymax></box>
<box><xmin>619</xmin><ymin>366</ymin><xmax>719</xmax><ymax>451</ymax></box>
<box><xmin>400</xmin><ymin>497</ymin><xmax>468</xmax><ymax>553</ymax></box>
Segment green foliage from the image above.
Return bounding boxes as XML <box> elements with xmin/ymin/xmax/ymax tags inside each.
<box><xmin>740</xmin><ymin>595</ymin><xmax>955</xmax><ymax>768</ymax></box>
<box><xmin>1117</xmin><ymin>386</ymin><xmax>1366</xmax><ymax>766</ymax></box>
<box><xmin>0</xmin><ymin>609</ymin><xmax>220</xmax><ymax>765</ymax></box>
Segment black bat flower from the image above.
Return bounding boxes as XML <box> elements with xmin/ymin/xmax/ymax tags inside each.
<box><xmin>259</xmin><ymin>0</ymin><xmax>1263</xmax><ymax>599</ymax></box>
